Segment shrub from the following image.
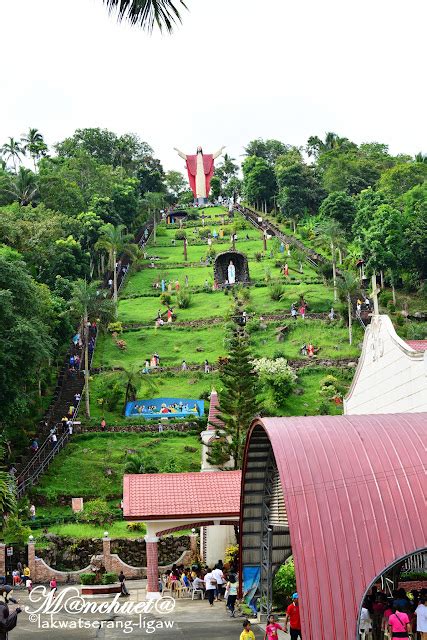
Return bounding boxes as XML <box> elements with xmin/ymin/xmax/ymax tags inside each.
<box><xmin>255</xmin><ymin>251</ymin><xmax>263</xmax><ymax>262</ymax></box>
<box><xmin>126</xmin><ymin>522</ymin><xmax>146</xmax><ymax>532</ymax></box>
<box><xmin>160</xmin><ymin>292</ymin><xmax>173</xmax><ymax>306</ymax></box>
<box><xmin>318</xmin><ymin>262</ymin><xmax>333</xmax><ymax>281</ymax></box>
<box><xmin>80</xmin><ymin>573</ymin><xmax>97</xmax><ymax>585</ymax></box>
<box><xmin>77</xmin><ymin>499</ymin><xmax>113</xmax><ymax>526</ymax></box>
<box><xmin>2</xmin><ymin>516</ymin><xmax>32</xmax><ymax>545</ymax></box>
<box><xmin>247</xmin><ymin>319</ymin><xmax>260</xmax><ymax>333</ymax></box>
<box><xmin>318</xmin><ymin>400</ymin><xmax>331</xmax><ymax>415</ymax></box>
<box><xmin>115</xmin><ymin>339</ymin><xmax>127</xmax><ymax>350</ymax></box>
<box><xmin>406</xmin><ymin>322</ymin><xmax>427</xmax><ymax>340</ymax></box>
<box><xmin>97</xmin><ymin>378</ymin><xmax>122</xmax><ymax>411</ymax></box>
<box><xmin>102</xmin><ymin>572</ymin><xmax>118</xmax><ymax>584</ymax></box>
<box><xmin>177</xmin><ymin>291</ymin><xmax>191</xmax><ymax>309</ymax></box>
<box><xmin>380</xmin><ymin>292</ymin><xmax>392</xmax><ymax>306</ymax></box>
<box><xmin>184</xmin><ymin>445</ymin><xmax>198</xmax><ymax>453</ymax></box>
<box><xmin>108</xmin><ymin>321</ymin><xmax>123</xmax><ymax>334</ymax></box>
<box><xmin>273</xmin><ymin>559</ymin><xmax>296</xmax><ymax>606</ymax></box>
<box><xmin>175</xmin><ymin>230</ymin><xmax>187</xmax><ymax>240</ymax></box>
<box><xmin>269</xmin><ymin>283</ymin><xmax>284</xmax><ymax>301</ymax></box>
<box><xmin>253</xmin><ymin>358</ymin><xmax>297</xmax><ymax>407</ymax></box>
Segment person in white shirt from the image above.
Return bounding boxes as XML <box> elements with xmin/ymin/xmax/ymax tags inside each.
<box><xmin>203</xmin><ymin>568</ymin><xmax>216</xmax><ymax>606</ymax></box>
<box><xmin>359</xmin><ymin>601</ymin><xmax>372</xmax><ymax>637</ymax></box>
<box><xmin>212</xmin><ymin>566</ymin><xmax>225</xmax><ymax>601</ymax></box>
<box><xmin>416</xmin><ymin>597</ymin><xmax>427</xmax><ymax>638</ymax></box>
<box><xmin>192</xmin><ymin>576</ymin><xmax>205</xmax><ymax>591</ymax></box>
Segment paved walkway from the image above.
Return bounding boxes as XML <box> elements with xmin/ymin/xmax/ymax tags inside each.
<box><xmin>10</xmin><ymin>581</ymin><xmax>289</xmax><ymax>639</ymax></box>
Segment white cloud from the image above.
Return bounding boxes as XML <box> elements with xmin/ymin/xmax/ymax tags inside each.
<box><xmin>0</xmin><ymin>0</ymin><xmax>425</xmax><ymax>173</ymax></box>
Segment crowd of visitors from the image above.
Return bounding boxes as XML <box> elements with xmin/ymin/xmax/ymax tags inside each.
<box><xmin>360</xmin><ymin>586</ymin><xmax>427</xmax><ymax>639</ymax></box>
<box><xmin>160</xmin><ymin>560</ymin><xmax>240</xmax><ymax>614</ymax></box>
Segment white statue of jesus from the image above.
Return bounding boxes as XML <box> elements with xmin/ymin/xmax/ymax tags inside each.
<box><xmin>228</xmin><ymin>260</ymin><xmax>236</xmax><ymax>285</ymax></box>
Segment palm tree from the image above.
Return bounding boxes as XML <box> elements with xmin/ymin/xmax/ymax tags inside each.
<box><xmin>143</xmin><ymin>191</ymin><xmax>166</xmax><ymax>243</ymax></box>
<box><xmin>315</xmin><ymin>219</ymin><xmax>345</xmax><ymax>302</ymax></box>
<box><xmin>1</xmin><ymin>137</ymin><xmax>24</xmax><ymax>172</ymax></box>
<box><xmin>70</xmin><ymin>280</ymin><xmax>114</xmax><ymax>417</ymax></box>
<box><xmin>119</xmin><ymin>365</ymin><xmax>158</xmax><ymax>412</ymax></box>
<box><xmin>337</xmin><ymin>271</ymin><xmax>360</xmax><ymax>345</ymax></box>
<box><xmin>95</xmin><ymin>223</ymin><xmax>133</xmax><ymax>311</ymax></box>
<box><xmin>6</xmin><ymin>167</ymin><xmax>38</xmax><ymax>206</ymax></box>
<box><xmin>102</xmin><ymin>0</ymin><xmax>187</xmax><ymax>32</ymax></box>
<box><xmin>21</xmin><ymin>128</ymin><xmax>48</xmax><ymax>171</ymax></box>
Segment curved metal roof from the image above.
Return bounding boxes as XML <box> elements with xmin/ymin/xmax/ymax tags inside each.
<box><xmin>241</xmin><ymin>413</ymin><xmax>427</xmax><ymax>639</ymax></box>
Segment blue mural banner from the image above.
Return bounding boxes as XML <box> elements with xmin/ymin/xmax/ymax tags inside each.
<box><xmin>125</xmin><ymin>398</ymin><xmax>204</xmax><ymax>419</ymax></box>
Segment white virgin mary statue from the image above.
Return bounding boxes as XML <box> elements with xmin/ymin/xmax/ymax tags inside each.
<box><xmin>228</xmin><ymin>260</ymin><xmax>236</xmax><ymax>285</ymax></box>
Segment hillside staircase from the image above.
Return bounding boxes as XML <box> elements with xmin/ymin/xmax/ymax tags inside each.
<box><xmin>15</xmin><ymin>219</ymin><xmax>154</xmax><ymax>497</ymax></box>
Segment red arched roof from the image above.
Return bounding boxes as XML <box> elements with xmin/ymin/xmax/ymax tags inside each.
<box><xmin>244</xmin><ymin>413</ymin><xmax>427</xmax><ymax>640</ymax></box>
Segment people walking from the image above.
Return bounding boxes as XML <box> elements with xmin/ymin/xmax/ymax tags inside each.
<box><xmin>225</xmin><ymin>574</ymin><xmax>238</xmax><ymax>617</ymax></box>
<box><xmin>50</xmin><ymin>577</ymin><xmax>57</xmax><ymax>599</ymax></box>
<box><xmin>118</xmin><ymin>571</ymin><xmax>129</xmax><ymax>596</ymax></box>
<box><xmin>285</xmin><ymin>593</ymin><xmax>302</xmax><ymax>639</ymax></box>
<box><xmin>203</xmin><ymin>568</ymin><xmax>216</xmax><ymax>606</ymax></box>
<box><xmin>266</xmin><ymin>614</ymin><xmax>286</xmax><ymax>639</ymax></box>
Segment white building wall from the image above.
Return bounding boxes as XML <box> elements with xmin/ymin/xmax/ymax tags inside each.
<box><xmin>202</xmin><ymin>525</ymin><xmax>236</xmax><ymax>568</ymax></box>
<box><xmin>345</xmin><ymin>315</ymin><xmax>427</xmax><ymax>415</ymax></box>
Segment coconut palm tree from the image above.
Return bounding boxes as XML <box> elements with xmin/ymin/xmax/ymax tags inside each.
<box><xmin>143</xmin><ymin>191</ymin><xmax>166</xmax><ymax>243</ymax></box>
<box><xmin>102</xmin><ymin>0</ymin><xmax>187</xmax><ymax>32</ymax></box>
<box><xmin>95</xmin><ymin>223</ymin><xmax>133</xmax><ymax>310</ymax></box>
<box><xmin>21</xmin><ymin>128</ymin><xmax>48</xmax><ymax>171</ymax></box>
<box><xmin>119</xmin><ymin>365</ymin><xmax>158</xmax><ymax>411</ymax></box>
<box><xmin>6</xmin><ymin>167</ymin><xmax>38</xmax><ymax>206</ymax></box>
<box><xmin>70</xmin><ymin>279</ymin><xmax>114</xmax><ymax>417</ymax></box>
<box><xmin>337</xmin><ymin>270</ymin><xmax>360</xmax><ymax>345</ymax></box>
<box><xmin>1</xmin><ymin>138</ymin><xmax>24</xmax><ymax>172</ymax></box>
<box><xmin>315</xmin><ymin>219</ymin><xmax>345</xmax><ymax>302</ymax></box>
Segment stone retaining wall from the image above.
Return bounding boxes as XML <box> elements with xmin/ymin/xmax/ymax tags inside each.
<box><xmin>26</xmin><ymin>535</ymin><xmax>194</xmax><ymax>584</ymax></box>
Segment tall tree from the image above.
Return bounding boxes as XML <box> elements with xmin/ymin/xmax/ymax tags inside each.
<box><xmin>21</xmin><ymin>128</ymin><xmax>48</xmax><ymax>171</ymax></box>
<box><xmin>316</xmin><ymin>219</ymin><xmax>345</xmax><ymax>302</ymax></box>
<box><xmin>102</xmin><ymin>0</ymin><xmax>187</xmax><ymax>32</ymax></box>
<box><xmin>95</xmin><ymin>223</ymin><xmax>133</xmax><ymax>309</ymax></box>
<box><xmin>361</xmin><ymin>204</ymin><xmax>407</xmax><ymax>299</ymax></box>
<box><xmin>1</xmin><ymin>138</ymin><xmax>24</xmax><ymax>172</ymax></box>
<box><xmin>319</xmin><ymin>191</ymin><xmax>357</xmax><ymax>234</ymax></box>
<box><xmin>6</xmin><ymin>167</ymin><xmax>38</xmax><ymax>206</ymax></box>
<box><xmin>244</xmin><ymin>139</ymin><xmax>290</xmax><ymax>165</ymax></box>
<box><xmin>164</xmin><ymin>170</ymin><xmax>186</xmax><ymax>200</ymax></box>
<box><xmin>208</xmin><ymin>313</ymin><xmax>259</xmax><ymax>470</ymax></box>
<box><xmin>337</xmin><ymin>271</ymin><xmax>360</xmax><ymax>344</ymax></box>
<box><xmin>70</xmin><ymin>280</ymin><xmax>113</xmax><ymax>417</ymax></box>
<box><xmin>242</xmin><ymin>156</ymin><xmax>277</xmax><ymax>209</ymax></box>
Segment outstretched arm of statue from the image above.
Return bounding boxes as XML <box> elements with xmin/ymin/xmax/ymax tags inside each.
<box><xmin>213</xmin><ymin>146</ymin><xmax>226</xmax><ymax>159</ymax></box>
<box><xmin>174</xmin><ymin>147</ymin><xmax>187</xmax><ymax>160</ymax></box>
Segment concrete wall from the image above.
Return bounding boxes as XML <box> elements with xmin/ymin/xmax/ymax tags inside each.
<box><xmin>201</xmin><ymin>525</ymin><xmax>236</xmax><ymax>568</ymax></box>
<box><xmin>345</xmin><ymin>315</ymin><xmax>427</xmax><ymax>415</ymax></box>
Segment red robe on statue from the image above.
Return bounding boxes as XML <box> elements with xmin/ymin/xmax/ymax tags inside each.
<box><xmin>185</xmin><ymin>154</ymin><xmax>214</xmax><ymax>198</ymax></box>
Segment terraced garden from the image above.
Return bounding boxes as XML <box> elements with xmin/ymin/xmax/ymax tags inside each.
<box><xmin>89</xmin><ymin>206</ymin><xmax>362</xmax><ymax>423</ymax></box>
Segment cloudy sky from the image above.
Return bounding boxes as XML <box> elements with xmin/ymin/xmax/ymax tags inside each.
<box><xmin>0</xmin><ymin>0</ymin><xmax>425</xmax><ymax>172</ymax></box>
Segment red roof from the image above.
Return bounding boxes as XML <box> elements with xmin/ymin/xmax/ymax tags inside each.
<box><xmin>241</xmin><ymin>413</ymin><xmax>427</xmax><ymax>640</ymax></box>
<box><xmin>208</xmin><ymin>390</ymin><xmax>224</xmax><ymax>430</ymax></box>
<box><xmin>405</xmin><ymin>339</ymin><xmax>427</xmax><ymax>352</ymax></box>
<box><xmin>123</xmin><ymin>470</ymin><xmax>241</xmax><ymax>520</ymax></box>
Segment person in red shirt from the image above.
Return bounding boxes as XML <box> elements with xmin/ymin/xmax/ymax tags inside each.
<box><xmin>285</xmin><ymin>593</ymin><xmax>302</xmax><ymax>639</ymax></box>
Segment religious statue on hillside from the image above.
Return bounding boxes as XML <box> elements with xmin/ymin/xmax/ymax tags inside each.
<box><xmin>228</xmin><ymin>260</ymin><xmax>236</xmax><ymax>285</ymax></box>
<box><xmin>174</xmin><ymin>145</ymin><xmax>225</xmax><ymax>205</ymax></box>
